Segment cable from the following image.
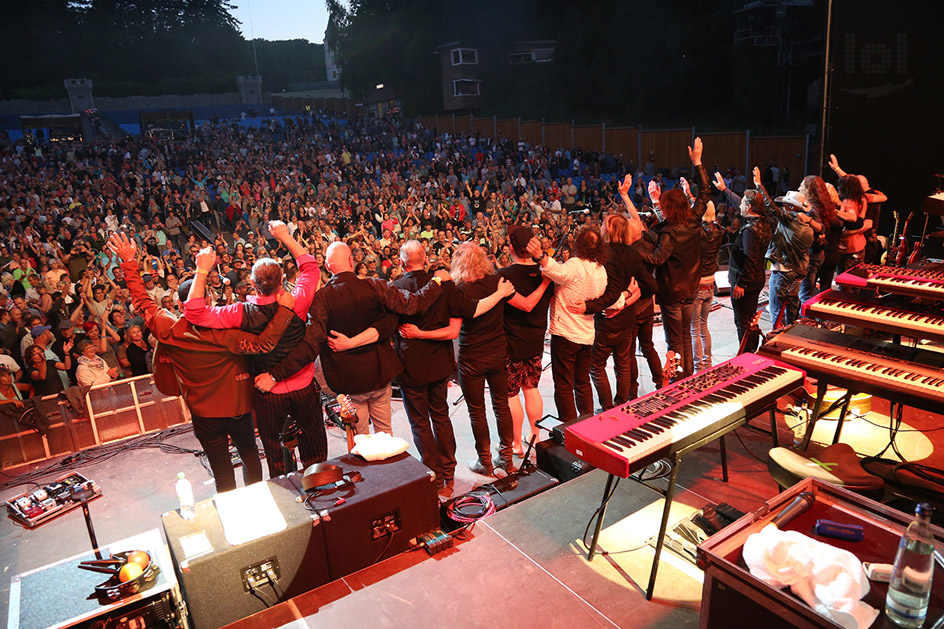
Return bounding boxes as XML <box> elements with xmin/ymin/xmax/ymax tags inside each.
<box><xmin>246</xmin><ymin>577</ymin><xmax>274</xmax><ymax>608</ymax></box>
<box><xmin>731</xmin><ymin>429</ymin><xmax>769</xmax><ymax>464</ymax></box>
<box><xmin>580</xmin><ymin>477</ymin><xmax>621</xmax><ymax>552</ymax></box>
<box><xmin>374</xmin><ymin>526</ymin><xmax>397</xmax><ymax>564</ymax></box>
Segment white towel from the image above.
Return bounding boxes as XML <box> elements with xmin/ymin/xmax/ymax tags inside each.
<box><xmin>742</xmin><ymin>524</ymin><xmax>878</xmax><ymax>629</ymax></box>
<box><xmin>350</xmin><ymin>431</ymin><xmax>410</xmax><ymax>461</ymax></box>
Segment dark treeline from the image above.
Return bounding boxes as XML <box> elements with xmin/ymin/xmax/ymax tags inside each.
<box><xmin>0</xmin><ymin>1</ymin><xmax>326</xmax><ymax>100</ymax></box>
<box><xmin>327</xmin><ymin>0</ymin><xmax>823</xmax><ymax>130</ymax></box>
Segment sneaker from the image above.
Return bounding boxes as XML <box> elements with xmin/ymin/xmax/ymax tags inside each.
<box><xmin>468</xmin><ymin>458</ymin><xmax>494</xmax><ymax>476</ymax></box>
<box><xmin>437</xmin><ymin>484</ymin><xmax>454</xmax><ymax>500</ymax></box>
<box><xmin>492</xmin><ymin>455</ymin><xmax>517</xmax><ymax>475</ymax></box>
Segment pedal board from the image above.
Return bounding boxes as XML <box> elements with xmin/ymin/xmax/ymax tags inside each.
<box><xmin>5</xmin><ymin>471</ymin><xmax>101</xmax><ymax>528</ymax></box>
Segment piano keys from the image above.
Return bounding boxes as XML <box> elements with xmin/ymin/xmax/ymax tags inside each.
<box><xmin>836</xmin><ymin>263</ymin><xmax>944</xmax><ymax>301</ymax></box>
<box><xmin>757</xmin><ymin>321</ymin><xmax>944</xmax><ymax>415</ymax></box>
<box><xmin>801</xmin><ymin>289</ymin><xmax>944</xmax><ymax>343</ymax></box>
<box><xmin>564</xmin><ymin>353</ymin><xmax>805</xmax><ymax>478</ymax></box>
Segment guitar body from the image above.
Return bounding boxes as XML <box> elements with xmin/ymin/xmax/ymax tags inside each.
<box><xmin>337</xmin><ymin>394</ymin><xmax>358</xmax><ymax>452</ymax></box>
<box><xmin>661</xmin><ymin>351</ymin><xmax>681</xmax><ymax>388</ymax></box>
<box><xmin>895</xmin><ymin>212</ymin><xmax>915</xmax><ymax>267</ymax></box>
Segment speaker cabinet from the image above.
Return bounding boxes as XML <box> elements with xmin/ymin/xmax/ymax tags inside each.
<box><xmin>536</xmin><ymin>439</ymin><xmax>594</xmax><ymax>482</ymax></box>
<box><xmin>162</xmin><ymin>480</ymin><xmax>330</xmax><ymax>629</ymax></box>
<box><xmin>320</xmin><ymin>453</ymin><xmax>439</xmax><ymax>581</ymax></box>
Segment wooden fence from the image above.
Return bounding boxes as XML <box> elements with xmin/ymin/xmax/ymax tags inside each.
<box><xmin>418</xmin><ymin>112</ymin><xmax>808</xmax><ymax>179</ymax></box>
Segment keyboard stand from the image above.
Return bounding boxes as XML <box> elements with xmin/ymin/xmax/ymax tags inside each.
<box><xmin>800</xmin><ymin>380</ymin><xmax>855</xmax><ymax>450</ymax></box>
<box><xmin>585</xmin><ymin>405</ymin><xmax>781</xmax><ymax>601</ymax></box>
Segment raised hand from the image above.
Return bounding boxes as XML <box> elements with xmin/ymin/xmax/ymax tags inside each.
<box><xmin>618</xmin><ymin>174</ymin><xmax>632</xmax><ymax>196</ymax></box>
<box><xmin>752</xmin><ymin>167</ymin><xmax>762</xmax><ymax>188</ymax></box>
<box><xmin>648</xmin><ymin>180</ymin><xmax>661</xmax><ymax>204</ymax></box>
<box><xmin>268</xmin><ymin>220</ymin><xmax>290</xmax><ymax>242</ymax></box>
<box><xmin>688</xmin><ymin>137</ymin><xmax>703</xmax><ymax>166</ymax></box>
<box><xmin>713</xmin><ymin>172</ymin><xmax>727</xmax><ymax>191</ymax></box>
<box><xmin>679</xmin><ymin>177</ymin><xmax>692</xmax><ymax>197</ymax></box>
<box><xmin>107</xmin><ymin>232</ymin><xmax>137</xmax><ymax>262</ymax></box>
<box><xmin>828</xmin><ymin>153</ymin><xmax>840</xmax><ymax>172</ymax></box>
<box><xmin>195</xmin><ymin>247</ymin><xmax>217</xmax><ymax>272</ymax></box>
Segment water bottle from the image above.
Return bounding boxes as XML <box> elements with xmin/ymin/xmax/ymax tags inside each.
<box><xmin>175</xmin><ymin>472</ymin><xmax>196</xmax><ymax>520</ymax></box>
<box><xmin>886</xmin><ymin>503</ymin><xmax>934</xmax><ymax>627</ymax></box>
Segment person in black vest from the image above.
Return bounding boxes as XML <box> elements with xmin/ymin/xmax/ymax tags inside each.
<box><xmin>393</xmin><ymin>240</ymin><xmax>512</xmax><ymax>498</ymax></box>
<box><xmin>184</xmin><ymin>221</ymin><xmax>325</xmax><ymax>479</ymax></box>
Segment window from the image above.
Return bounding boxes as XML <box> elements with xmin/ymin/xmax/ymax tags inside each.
<box><xmin>453</xmin><ymin>80</ymin><xmax>480</xmax><ymax>97</ymax></box>
<box><xmin>450</xmin><ymin>48</ymin><xmax>478</xmax><ymax>66</ymax></box>
<box><xmin>509</xmin><ymin>48</ymin><xmax>555</xmax><ymax>64</ymax></box>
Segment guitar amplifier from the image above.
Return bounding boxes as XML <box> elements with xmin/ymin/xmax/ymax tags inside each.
<box><xmin>536</xmin><ymin>439</ymin><xmax>593</xmax><ymax>482</ymax></box>
<box><xmin>318</xmin><ymin>453</ymin><xmax>440</xmax><ymax>581</ymax></box>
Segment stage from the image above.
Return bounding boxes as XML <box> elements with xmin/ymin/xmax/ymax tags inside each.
<box><xmin>2</xmin><ymin>294</ymin><xmax>943</xmax><ymax>628</ymax></box>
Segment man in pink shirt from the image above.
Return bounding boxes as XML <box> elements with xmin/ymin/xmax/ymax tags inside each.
<box><xmin>185</xmin><ymin>221</ymin><xmax>324</xmax><ymax>478</ymax></box>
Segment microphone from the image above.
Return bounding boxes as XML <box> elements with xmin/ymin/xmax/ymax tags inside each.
<box><xmin>770</xmin><ymin>491</ymin><xmax>815</xmax><ymax>529</ymax></box>
<box><xmin>568</xmin><ymin>208</ymin><xmax>589</xmax><ymax>214</ymax></box>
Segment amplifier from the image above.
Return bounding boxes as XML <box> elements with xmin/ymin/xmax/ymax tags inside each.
<box><xmin>162</xmin><ymin>479</ymin><xmax>330</xmax><ymax>629</ymax></box>
<box><xmin>318</xmin><ymin>453</ymin><xmax>439</xmax><ymax>581</ymax></box>
<box><xmin>535</xmin><ymin>439</ymin><xmax>593</xmax><ymax>482</ymax></box>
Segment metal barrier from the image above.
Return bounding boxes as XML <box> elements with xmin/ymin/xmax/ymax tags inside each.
<box><xmin>0</xmin><ymin>375</ymin><xmax>191</xmax><ymax>470</ymax></box>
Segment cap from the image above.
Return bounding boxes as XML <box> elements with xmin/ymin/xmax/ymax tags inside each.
<box><xmin>142</xmin><ymin>273</ymin><xmax>154</xmax><ymax>282</ymax></box>
<box><xmin>58</xmin><ymin>320</ymin><xmax>73</xmax><ymax>330</ymax></box>
<box><xmin>508</xmin><ymin>225</ymin><xmax>532</xmax><ymax>253</ymax></box>
<box><xmin>30</xmin><ymin>325</ymin><xmax>51</xmax><ymax>338</ymax></box>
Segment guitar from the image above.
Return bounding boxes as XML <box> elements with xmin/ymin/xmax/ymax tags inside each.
<box><xmin>336</xmin><ymin>394</ymin><xmax>358</xmax><ymax>453</ymax></box>
<box><xmin>661</xmin><ymin>351</ymin><xmax>681</xmax><ymax>388</ymax></box>
<box><xmin>883</xmin><ymin>211</ymin><xmax>901</xmax><ymax>265</ymax></box>
<box><xmin>895</xmin><ymin>211</ymin><xmax>914</xmax><ymax>267</ymax></box>
<box><xmin>909</xmin><ymin>214</ymin><xmax>930</xmax><ymax>266</ymax></box>
<box><xmin>737</xmin><ymin>309</ymin><xmax>764</xmax><ymax>356</ymax></box>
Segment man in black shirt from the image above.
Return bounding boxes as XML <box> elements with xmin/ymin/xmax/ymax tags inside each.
<box><xmin>393</xmin><ymin>240</ymin><xmax>511</xmax><ymax>497</ymax></box>
<box><xmin>497</xmin><ymin>226</ymin><xmax>553</xmax><ymax>455</ymax></box>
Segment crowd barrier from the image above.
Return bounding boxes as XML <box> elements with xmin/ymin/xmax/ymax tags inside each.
<box><xmin>0</xmin><ymin>374</ymin><xmax>190</xmax><ymax>470</ymax></box>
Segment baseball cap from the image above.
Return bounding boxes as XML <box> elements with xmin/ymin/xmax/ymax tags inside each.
<box><xmin>508</xmin><ymin>225</ymin><xmax>533</xmax><ymax>253</ymax></box>
<box><xmin>142</xmin><ymin>273</ymin><xmax>154</xmax><ymax>282</ymax></box>
<box><xmin>30</xmin><ymin>325</ymin><xmax>51</xmax><ymax>338</ymax></box>
<box><xmin>58</xmin><ymin>320</ymin><xmax>73</xmax><ymax>330</ymax></box>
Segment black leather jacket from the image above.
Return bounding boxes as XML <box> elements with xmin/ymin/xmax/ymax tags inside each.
<box><xmin>640</xmin><ymin>164</ymin><xmax>711</xmax><ymax>303</ymax></box>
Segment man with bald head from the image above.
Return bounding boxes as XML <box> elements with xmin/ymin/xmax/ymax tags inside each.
<box><xmin>261</xmin><ymin>239</ymin><xmax>512</xmax><ymax>441</ymax></box>
<box><xmin>392</xmin><ymin>240</ymin><xmax>479</xmax><ymax>497</ymax></box>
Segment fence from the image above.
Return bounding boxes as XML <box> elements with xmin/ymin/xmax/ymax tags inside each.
<box><xmin>417</xmin><ymin>113</ymin><xmax>809</xmax><ymax>182</ymax></box>
<box><xmin>0</xmin><ymin>375</ymin><xmax>191</xmax><ymax>470</ymax></box>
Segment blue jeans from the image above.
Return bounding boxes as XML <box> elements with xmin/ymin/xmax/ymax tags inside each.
<box><xmin>769</xmin><ymin>270</ymin><xmax>803</xmax><ymax>328</ymax></box>
<box><xmin>799</xmin><ymin>254</ymin><xmax>824</xmax><ymax>305</ymax></box>
<box><xmin>660</xmin><ymin>298</ymin><xmax>695</xmax><ymax>379</ymax></box>
<box><xmin>691</xmin><ymin>283</ymin><xmax>714</xmax><ymax>370</ymax></box>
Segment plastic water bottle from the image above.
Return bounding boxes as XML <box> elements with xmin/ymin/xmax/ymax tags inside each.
<box><xmin>175</xmin><ymin>472</ymin><xmax>196</xmax><ymax>520</ymax></box>
<box><xmin>886</xmin><ymin>503</ymin><xmax>934</xmax><ymax>627</ymax></box>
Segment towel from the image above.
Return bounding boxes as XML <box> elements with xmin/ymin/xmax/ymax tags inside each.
<box><xmin>351</xmin><ymin>432</ymin><xmax>410</xmax><ymax>461</ymax></box>
<box><xmin>742</xmin><ymin>524</ymin><xmax>878</xmax><ymax>629</ymax></box>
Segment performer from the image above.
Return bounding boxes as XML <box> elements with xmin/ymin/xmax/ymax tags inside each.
<box><xmin>109</xmin><ymin>232</ymin><xmax>294</xmax><ymax>493</ymax></box>
<box><xmin>639</xmin><ymin>138</ymin><xmax>711</xmax><ymax>379</ymax></box>
<box><xmin>184</xmin><ymin>221</ymin><xmax>325</xmax><ymax>479</ymax></box>
<box><xmin>581</xmin><ymin>213</ymin><xmax>648</xmax><ymax>407</ymax></box>
<box><xmin>526</xmin><ymin>227</ymin><xmax>609</xmax><ymax>421</ymax></box>
<box><xmin>395</xmin><ymin>240</ymin><xmax>516</xmax><ymax>494</ymax></box>
<box><xmin>498</xmin><ymin>226</ymin><xmax>553</xmax><ymax>456</ymax></box>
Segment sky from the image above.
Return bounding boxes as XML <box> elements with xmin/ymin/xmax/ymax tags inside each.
<box><xmin>228</xmin><ymin>0</ymin><xmax>330</xmax><ymax>44</ymax></box>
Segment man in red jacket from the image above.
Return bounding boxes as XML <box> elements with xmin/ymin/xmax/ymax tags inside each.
<box><xmin>108</xmin><ymin>232</ymin><xmax>295</xmax><ymax>493</ymax></box>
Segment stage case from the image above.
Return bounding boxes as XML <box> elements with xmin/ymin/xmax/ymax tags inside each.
<box><xmin>697</xmin><ymin>477</ymin><xmax>944</xmax><ymax>628</ymax></box>
<box><xmin>7</xmin><ymin>528</ymin><xmax>184</xmax><ymax>629</ymax></box>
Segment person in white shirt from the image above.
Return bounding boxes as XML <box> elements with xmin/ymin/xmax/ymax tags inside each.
<box><xmin>526</xmin><ymin>227</ymin><xmax>609</xmax><ymax>422</ymax></box>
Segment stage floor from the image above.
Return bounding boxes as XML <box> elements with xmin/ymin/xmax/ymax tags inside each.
<box><xmin>2</xmin><ymin>294</ymin><xmax>941</xmax><ymax>628</ymax></box>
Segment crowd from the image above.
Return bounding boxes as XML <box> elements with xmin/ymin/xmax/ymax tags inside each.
<box><xmin>0</xmin><ymin>112</ymin><xmax>886</xmax><ymax>497</ymax></box>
